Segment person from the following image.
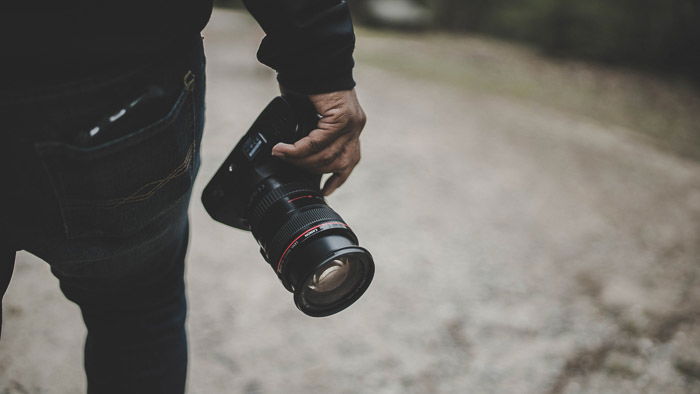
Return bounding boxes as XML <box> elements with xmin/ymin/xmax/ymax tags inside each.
<box><xmin>0</xmin><ymin>0</ymin><xmax>366</xmax><ymax>392</ymax></box>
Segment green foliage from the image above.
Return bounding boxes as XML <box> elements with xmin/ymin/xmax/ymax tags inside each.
<box><xmin>429</xmin><ymin>0</ymin><xmax>700</xmax><ymax>76</ymax></box>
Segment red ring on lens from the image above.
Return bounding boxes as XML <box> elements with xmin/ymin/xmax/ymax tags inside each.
<box><xmin>275</xmin><ymin>221</ymin><xmax>349</xmax><ymax>273</ymax></box>
<box><xmin>287</xmin><ymin>195</ymin><xmax>316</xmax><ymax>203</ymax></box>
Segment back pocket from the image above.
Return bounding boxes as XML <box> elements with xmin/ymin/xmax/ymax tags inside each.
<box><xmin>35</xmin><ymin>73</ymin><xmax>199</xmax><ymax>239</ymax></box>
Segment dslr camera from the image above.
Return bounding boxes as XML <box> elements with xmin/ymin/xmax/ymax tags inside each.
<box><xmin>202</xmin><ymin>94</ymin><xmax>375</xmax><ymax>317</ymax></box>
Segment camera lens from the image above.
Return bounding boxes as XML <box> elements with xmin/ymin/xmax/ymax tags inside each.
<box><xmin>201</xmin><ymin>95</ymin><xmax>374</xmax><ymax>317</ymax></box>
<box><xmin>247</xmin><ymin>177</ymin><xmax>374</xmax><ymax>317</ymax></box>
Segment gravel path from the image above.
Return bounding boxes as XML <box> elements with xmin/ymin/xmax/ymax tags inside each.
<box><xmin>2</xmin><ymin>9</ymin><xmax>699</xmax><ymax>394</ymax></box>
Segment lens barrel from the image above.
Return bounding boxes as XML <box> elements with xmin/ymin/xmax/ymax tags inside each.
<box><xmin>248</xmin><ymin>177</ymin><xmax>374</xmax><ymax>317</ymax></box>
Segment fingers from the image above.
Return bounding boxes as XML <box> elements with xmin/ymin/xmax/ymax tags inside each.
<box><xmin>322</xmin><ymin>170</ymin><xmax>350</xmax><ymax>196</ymax></box>
<box><xmin>321</xmin><ymin>143</ymin><xmax>361</xmax><ymax>196</ymax></box>
<box><xmin>285</xmin><ymin>135</ymin><xmax>354</xmax><ymax>171</ymax></box>
<box><xmin>271</xmin><ymin>128</ymin><xmax>334</xmax><ymax>159</ymax></box>
<box><xmin>271</xmin><ymin>88</ymin><xmax>366</xmax><ymax>195</ymax></box>
<box><xmin>271</xmin><ymin>109</ymin><xmax>360</xmax><ymax>160</ymax></box>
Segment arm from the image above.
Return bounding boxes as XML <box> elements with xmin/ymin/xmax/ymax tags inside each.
<box><xmin>242</xmin><ymin>0</ymin><xmax>356</xmax><ymax>94</ymax></box>
<box><xmin>243</xmin><ymin>0</ymin><xmax>367</xmax><ymax>195</ymax></box>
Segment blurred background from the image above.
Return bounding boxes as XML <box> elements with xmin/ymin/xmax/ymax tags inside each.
<box><xmin>2</xmin><ymin>2</ymin><xmax>700</xmax><ymax>393</ymax></box>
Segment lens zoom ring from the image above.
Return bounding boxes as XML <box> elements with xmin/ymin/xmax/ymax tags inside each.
<box><xmin>247</xmin><ymin>183</ymin><xmax>318</xmax><ymax>229</ymax></box>
<box><xmin>266</xmin><ymin>206</ymin><xmax>345</xmax><ymax>266</ymax></box>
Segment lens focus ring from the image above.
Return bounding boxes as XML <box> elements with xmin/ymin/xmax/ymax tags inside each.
<box><xmin>266</xmin><ymin>206</ymin><xmax>345</xmax><ymax>268</ymax></box>
<box><xmin>247</xmin><ymin>182</ymin><xmax>318</xmax><ymax>229</ymax></box>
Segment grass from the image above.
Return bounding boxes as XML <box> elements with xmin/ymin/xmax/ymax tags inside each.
<box><xmin>355</xmin><ymin>28</ymin><xmax>700</xmax><ymax>161</ymax></box>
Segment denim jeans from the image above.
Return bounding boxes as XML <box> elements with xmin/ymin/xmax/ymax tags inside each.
<box><xmin>1</xmin><ymin>36</ymin><xmax>206</xmax><ymax>393</ymax></box>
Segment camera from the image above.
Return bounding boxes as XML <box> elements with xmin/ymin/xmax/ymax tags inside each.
<box><xmin>201</xmin><ymin>94</ymin><xmax>375</xmax><ymax>317</ymax></box>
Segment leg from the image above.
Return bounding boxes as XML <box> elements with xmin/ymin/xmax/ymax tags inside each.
<box><xmin>0</xmin><ymin>249</ymin><xmax>16</xmax><ymax>340</ymax></box>
<box><xmin>53</xmin><ymin>216</ymin><xmax>190</xmax><ymax>394</ymax></box>
<box><xmin>8</xmin><ymin>35</ymin><xmax>204</xmax><ymax>391</ymax></box>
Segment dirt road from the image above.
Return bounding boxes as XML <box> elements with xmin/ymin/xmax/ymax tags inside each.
<box><xmin>2</xmin><ymin>9</ymin><xmax>699</xmax><ymax>394</ymax></box>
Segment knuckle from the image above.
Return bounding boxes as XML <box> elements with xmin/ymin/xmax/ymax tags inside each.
<box><xmin>338</xmin><ymin>156</ymin><xmax>353</xmax><ymax>170</ymax></box>
<box><xmin>333</xmin><ymin>111</ymin><xmax>349</xmax><ymax>124</ymax></box>
<box><xmin>322</xmin><ymin>150</ymin><xmax>341</xmax><ymax>165</ymax></box>
<box><xmin>323</xmin><ymin>111</ymin><xmax>349</xmax><ymax>128</ymax></box>
<box><xmin>357</xmin><ymin>112</ymin><xmax>367</xmax><ymax>128</ymax></box>
<box><xmin>308</xmin><ymin>138</ymin><xmax>322</xmax><ymax>152</ymax></box>
<box><xmin>319</xmin><ymin>156</ymin><xmax>334</xmax><ymax>167</ymax></box>
<box><xmin>346</xmin><ymin>108</ymin><xmax>366</xmax><ymax>129</ymax></box>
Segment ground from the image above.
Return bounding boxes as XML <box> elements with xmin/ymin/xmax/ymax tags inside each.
<box><xmin>1</xmin><ymin>9</ymin><xmax>700</xmax><ymax>394</ymax></box>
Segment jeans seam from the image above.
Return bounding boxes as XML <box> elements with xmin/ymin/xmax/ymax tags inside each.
<box><xmin>190</xmin><ymin>72</ymin><xmax>198</xmax><ymax>183</ymax></box>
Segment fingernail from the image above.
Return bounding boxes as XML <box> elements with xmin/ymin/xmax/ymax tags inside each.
<box><xmin>271</xmin><ymin>144</ymin><xmax>285</xmax><ymax>157</ymax></box>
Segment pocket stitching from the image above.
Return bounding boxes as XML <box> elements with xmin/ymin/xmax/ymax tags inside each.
<box><xmin>62</xmin><ymin>142</ymin><xmax>195</xmax><ymax>209</ymax></box>
<box><xmin>34</xmin><ymin>76</ymin><xmax>198</xmax><ymax>239</ymax></box>
<box><xmin>38</xmin><ymin>83</ymin><xmax>196</xmax><ymax>210</ymax></box>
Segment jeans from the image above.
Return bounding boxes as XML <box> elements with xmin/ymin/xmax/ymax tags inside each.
<box><xmin>1</xmin><ymin>36</ymin><xmax>206</xmax><ymax>393</ymax></box>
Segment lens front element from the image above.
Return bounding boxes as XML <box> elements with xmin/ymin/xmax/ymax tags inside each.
<box><xmin>294</xmin><ymin>246</ymin><xmax>374</xmax><ymax>317</ymax></box>
<box><xmin>303</xmin><ymin>255</ymin><xmax>365</xmax><ymax>308</ymax></box>
<box><xmin>308</xmin><ymin>258</ymin><xmax>351</xmax><ymax>292</ymax></box>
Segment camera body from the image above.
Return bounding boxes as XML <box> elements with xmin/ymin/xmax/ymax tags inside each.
<box><xmin>202</xmin><ymin>95</ymin><xmax>374</xmax><ymax>317</ymax></box>
<box><xmin>202</xmin><ymin>95</ymin><xmax>319</xmax><ymax>231</ymax></box>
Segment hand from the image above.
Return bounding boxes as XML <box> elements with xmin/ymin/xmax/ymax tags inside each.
<box><xmin>271</xmin><ymin>89</ymin><xmax>367</xmax><ymax>196</ymax></box>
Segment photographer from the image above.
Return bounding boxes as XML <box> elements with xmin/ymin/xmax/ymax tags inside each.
<box><xmin>1</xmin><ymin>0</ymin><xmax>366</xmax><ymax>392</ymax></box>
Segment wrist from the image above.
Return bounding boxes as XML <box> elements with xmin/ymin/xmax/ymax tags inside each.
<box><xmin>276</xmin><ymin>68</ymin><xmax>356</xmax><ymax>96</ymax></box>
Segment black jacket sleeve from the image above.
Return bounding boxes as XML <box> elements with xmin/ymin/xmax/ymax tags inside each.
<box><xmin>242</xmin><ymin>0</ymin><xmax>356</xmax><ymax>94</ymax></box>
